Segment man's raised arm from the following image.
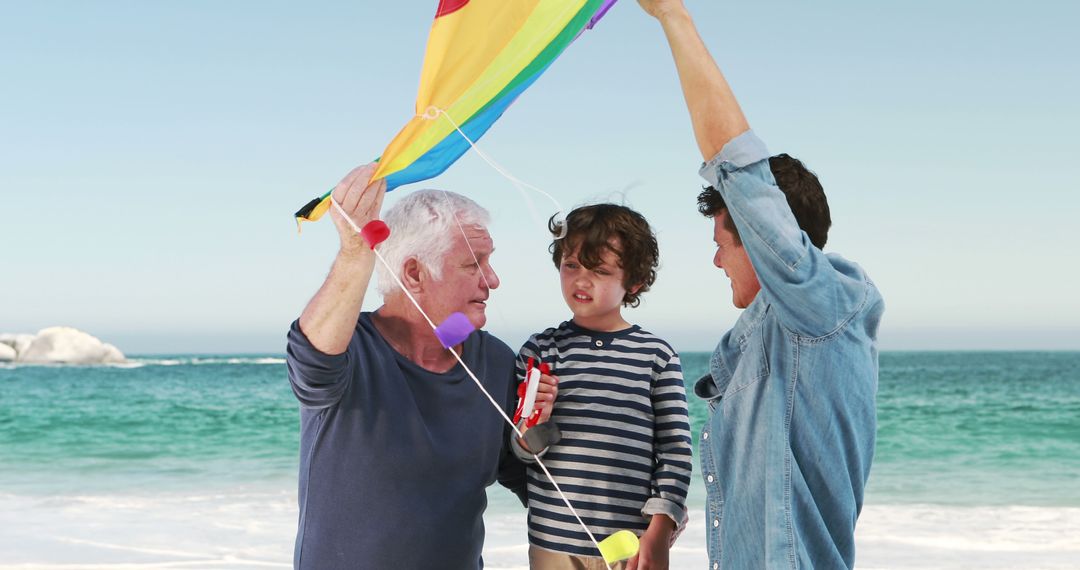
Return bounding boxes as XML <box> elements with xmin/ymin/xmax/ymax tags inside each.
<box><xmin>639</xmin><ymin>0</ymin><xmax>749</xmax><ymax>161</ymax></box>
<box><xmin>297</xmin><ymin>163</ymin><xmax>386</xmax><ymax>355</ymax></box>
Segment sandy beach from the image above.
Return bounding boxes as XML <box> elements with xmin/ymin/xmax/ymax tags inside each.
<box><xmin>3</xmin><ymin>486</ymin><xmax>1080</xmax><ymax>569</ymax></box>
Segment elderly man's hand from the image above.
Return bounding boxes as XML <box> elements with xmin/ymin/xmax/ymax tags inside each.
<box><xmin>330</xmin><ymin>163</ymin><xmax>387</xmax><ymax>254</ymax></box>
<box><xmin>637</xmin><ymin>0</ymin><xmax>685</xmax><ymax>20</ymax></box>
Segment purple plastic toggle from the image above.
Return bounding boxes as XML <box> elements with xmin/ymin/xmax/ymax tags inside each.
<box><xmin>434</xmin><ymin>312</ymin><xmax>475</xmax><ymax>349</ymax></box>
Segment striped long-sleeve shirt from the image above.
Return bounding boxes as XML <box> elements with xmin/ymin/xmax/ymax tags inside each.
<box><xmin>517</xmin><ymin>320</ymin><xmax>693</xmax><ymax>556</ymax></box>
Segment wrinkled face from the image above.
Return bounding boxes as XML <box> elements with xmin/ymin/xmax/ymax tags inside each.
<box><xmin>559</xmin><ymin>245</ymin><xmax>634</xmax><ymax>331</ymax></box>
<box><xmin>424</xmin><ymin>225</ymin><xmax>499</xmax><ymax>329</ymax></box>
<box><xmin>713</xmin><ymin>211</ymin><xmax>760</xmax><ymax>309</ymax></box>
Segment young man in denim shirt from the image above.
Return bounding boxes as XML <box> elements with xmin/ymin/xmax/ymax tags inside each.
<box><xmin>639</xmin><ymin>1</ymin><xmax>885</xmax><ymax>568</ymax></box>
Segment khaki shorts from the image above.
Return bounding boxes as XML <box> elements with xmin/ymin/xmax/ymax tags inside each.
<box><xmin>528</xmin><ymin>544</ymin><xmax>628</xmax><ymax>570</ymax></box>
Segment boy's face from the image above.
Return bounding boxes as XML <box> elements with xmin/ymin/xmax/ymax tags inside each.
<box><xmin>559</xmin><ymin>244</ymin><xmax>638</xmax><ymax>332</ymax></box>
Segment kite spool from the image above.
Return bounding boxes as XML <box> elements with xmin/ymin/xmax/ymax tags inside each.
<box><xmin>514</xmin><ymin>358</ymin><xmax>549</xmax><ymax>428</ymax></box>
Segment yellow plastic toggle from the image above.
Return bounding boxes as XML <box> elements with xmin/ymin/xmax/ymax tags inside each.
<box><xmin>598</xmin><ymin>530</ymin><xmax>639</xmax><ymax>564</ymax></box>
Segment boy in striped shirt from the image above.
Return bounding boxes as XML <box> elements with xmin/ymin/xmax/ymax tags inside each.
<box><xmin>516</xmin><ymin>204</ymin><xmax>693</xmax><ymax>570</ymax></box>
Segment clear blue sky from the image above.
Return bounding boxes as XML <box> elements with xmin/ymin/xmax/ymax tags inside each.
<box><xmin>3</xmin><ymin>1</ymin><xmax>1078</xmax><ymax>353</ymax></box>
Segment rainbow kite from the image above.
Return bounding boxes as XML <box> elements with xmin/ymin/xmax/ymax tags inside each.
<box><xmin>295</xmin><ymin>0</ymin><xmax>618</xmax><ymax>226</ymax></box>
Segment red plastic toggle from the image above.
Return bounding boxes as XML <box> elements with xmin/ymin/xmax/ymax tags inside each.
<box><xmin>360</xmin><ymin>220</ymin><xmax>390</xmax><ymax>249</ymax></box>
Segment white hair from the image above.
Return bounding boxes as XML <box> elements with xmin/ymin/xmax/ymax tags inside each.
<box><xmin>375</xmin><ymin>189</ymin><xmax>490</xmax><ymax>297</ymax></box>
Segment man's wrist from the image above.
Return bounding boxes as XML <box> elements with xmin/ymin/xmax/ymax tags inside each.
<box><xmin>337</xmin><ymin>241</ymin><xmax>376</xmax><ymax>262</ymax></box>
<box><xmin>655</xmin><ymin>3</ymin><xmax>692</xmax><ymax>28</ymax></box>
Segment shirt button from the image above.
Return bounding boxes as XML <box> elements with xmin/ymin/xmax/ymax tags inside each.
<box><xmin>594</xmin><ymin>339</ymin><xmax>603</xmax><ymax>347</ymax></box>
<box><xmin>713</xmin><ymin>519</ymin><xmax>719</xmax><ymax>528</ymax></box>
<box><xmin>707</xmin><ymin>475</ymin><xmax>714</xmax><ymax>483</ymax></box>
<box><xmin>703</xmin><ymin>432</ymin><xmax>709</xmax><ymax>440</ymax></box>
<box><xmin>713</xmin><ymin>563</ymin><xmax>718</xmax><ymax>570</ymax></box>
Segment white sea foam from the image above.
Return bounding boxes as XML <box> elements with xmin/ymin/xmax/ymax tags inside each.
<box><xmin>3</xmin><ymin>490</ymin><xmax>1078</xmax><ymax>569</ymax></box>
<box><xmin>217</xmin><ymin>357</ymin><xmax>286</xmax><ymax>365</ymax></box>
<box><xmin>0</xmin><ymin>361</ymin><xmax>143</xmax><ymax>370</ymax></box>
<box><xmin>856</xmin><ymin>503</ymin><xmax>1080</xmax><ymax>569</ymax></box>
<box><xmin>0</xmin><ymin>488</ymin><xmax>295</xmax><ymax>569</ymax></box>
<box><xmin>128</xmin><ymin>357</ymin><xmax>286</xmax><ymax>367</ymax></box>
<box><xmin>1</xmin><ymin>356</ymin><xmax>289</xmax><ymax>369</ymax></box>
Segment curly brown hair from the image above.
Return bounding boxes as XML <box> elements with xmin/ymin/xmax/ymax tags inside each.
<box><xmin>697</xmin><ymin>153</ymin><xmax>832</xmax><ymax>249</ymax></box>
<box><xmin>549</xmin><ymin>204</ymin><xmax>659</xmax><ymax>307</ymax></box>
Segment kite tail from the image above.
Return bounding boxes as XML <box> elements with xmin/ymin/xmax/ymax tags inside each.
<box><xmin>293</xmin><ymin>192</ymin><xmax>333</xmax><ymax>233</ymax></box>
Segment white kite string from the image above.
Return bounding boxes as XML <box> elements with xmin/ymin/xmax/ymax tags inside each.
<box><xmin>421</xmin><ymin>105</ymin><xmax>568</xmax><ymax>239</ymax></box>
<box><xmin>425</xmin><ymin>103</ymin><xmax>568</xmax><ymax>365</ymax></box>
<box><xmin>328</xmin><ymin>196</ymin><xmax>611</xmax><ymax>568</ymax></box>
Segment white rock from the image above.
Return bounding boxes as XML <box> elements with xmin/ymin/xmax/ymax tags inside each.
<box><xmin>100</xmin><ymin>343</ymin><xmax>125</xmax><ymax>363</ymax></box>
<box><xmin>17</xmin><ymin>327</ymin><xmax>126</xmax><ymax>364</ymax></box>
<box><xmin>0</xmin><ymin>343</ymin><xmax>15</xmax><ymax>362</ymax></box>
<box><xmin>0</xmin><ymin>333</ymin><xmax>34</xmax><ymax>356</ymax></box>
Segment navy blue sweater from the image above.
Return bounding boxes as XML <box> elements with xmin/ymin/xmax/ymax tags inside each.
<box><xmin>286</xmin><ymin>313</ymin><xmax>526</xmax><ymax>569</ymax></box>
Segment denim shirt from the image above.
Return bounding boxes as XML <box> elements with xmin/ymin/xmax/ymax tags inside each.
<box><xmin>695</xmin><ymin>131</ymin><xmax>884</xmax><ymax>569</ymax></box>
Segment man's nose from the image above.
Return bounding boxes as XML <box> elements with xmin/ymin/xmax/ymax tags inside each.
<box><xmin>713</xmin><ymin>250</ymin><xmax>724</xmax><ymax>268</ymax></box>
<box><xmin>483</xmin><ymin>264</ymin><xmax>500</xmax><ymax>290</ymax></box>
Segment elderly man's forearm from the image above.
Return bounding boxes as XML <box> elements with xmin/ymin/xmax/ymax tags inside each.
<box><xmin>298</xmin><ymin>250</ymin><xmax>377</xmax><ymax>355</ymax></box>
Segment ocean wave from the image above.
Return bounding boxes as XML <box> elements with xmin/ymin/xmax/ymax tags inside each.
<box><xmin>0</xmin><ymin>357</ymin><xmax>287</xmax><ymax>370</ymax></box>
<box><xmin>130</xmin><ymin>357</ymin><xmax>287</xmax><ymax>367</ymax></box>
<box><xmin>0</xmin><ymin>361</ymin><xmax>140</xmax><ymax>369</ymax></box>
<box><xmin>0</xmin><ymin>357</ymin><xmax>286</xmax><ymax>369</ymax></box>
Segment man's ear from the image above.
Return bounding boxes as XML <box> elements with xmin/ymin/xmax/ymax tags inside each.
<box><xmin>402</xmin><ymin>258</ymin><xmax>424</xmax><ymax>293</ymax></box>
<box><xmin>628</xmin><ymin>283</ymin><xmax>643</xmax><ymax>295</ymax></box>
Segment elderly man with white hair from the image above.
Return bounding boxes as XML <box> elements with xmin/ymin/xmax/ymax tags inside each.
<box><xmin>285</xmin><ymin>164</ymin><xmax>552</xmax><ymax>569</ymax></box>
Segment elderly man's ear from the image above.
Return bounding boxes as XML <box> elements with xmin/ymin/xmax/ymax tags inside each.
<box><xmin>402</xmin><ymin>258</ymin><xmax>424</xmax><ymax>292</ymax></box>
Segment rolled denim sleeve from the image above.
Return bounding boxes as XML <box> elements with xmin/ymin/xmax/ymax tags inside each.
<box><xmin>700</xmin><ymin>130</ymin><xmax>869</xmax><ymax>337</ymax></box>
<box><xmin>285</xmin><ymin>319</ymin><xmax>354</xmax><ymax>409</ymax></box>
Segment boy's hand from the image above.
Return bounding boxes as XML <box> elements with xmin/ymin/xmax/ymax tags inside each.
<box><xmin>626</xmin><ymin>515</ymin><xmax>674</xmax><ymax>570</ymax></box>
<box><xmin>532</xmin><ymin>373</ymin><xmax>559</xmax><ymax>423</ymax></box>
<box><xmin>515</xmin><ymin>373</ymin><xmax>559</xmax><ymax>453</ymax></box>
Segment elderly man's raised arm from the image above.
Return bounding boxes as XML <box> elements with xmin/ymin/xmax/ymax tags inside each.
<box><xmin>639</xmin><ymin>0</ymin><xmax>749</xmax><ymax>161</ymax></box>
<box><xmin>297</xmin><ymin>163</ymin><xmax>386</xmax><ymax>355</ymax></box>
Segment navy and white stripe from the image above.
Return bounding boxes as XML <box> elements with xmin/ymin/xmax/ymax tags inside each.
<box><xmin>517</xmin><ymin>321</ymin><xmax>693</xmax><ymax>556</ymax></box>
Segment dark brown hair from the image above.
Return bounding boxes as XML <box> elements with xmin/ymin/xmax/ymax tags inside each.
<box><xmin>697</xmin><ymin>153</ymin><xmax>832</xmax><ymax>249</ymax></box>
<box><xmin>549</xmin><ymin>204</ymin><xmax>659</xmax><ymax>307</ymax></box>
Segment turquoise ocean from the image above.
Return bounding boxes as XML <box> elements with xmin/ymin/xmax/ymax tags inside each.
<box><xmin>2</xmin><ymin>352</ymin><xmax>1079</xmax><ymax>568</ymax></box>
